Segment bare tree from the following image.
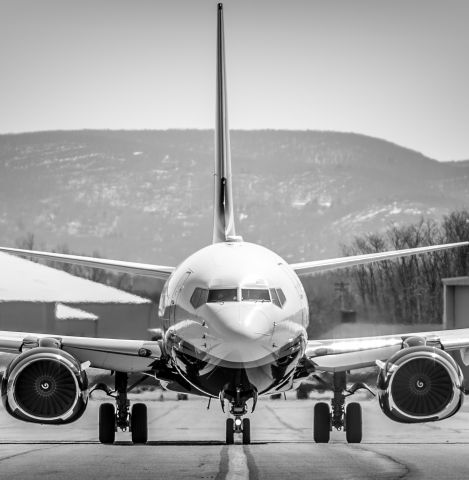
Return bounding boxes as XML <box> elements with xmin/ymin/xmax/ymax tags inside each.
<box><xmin>342</xmin><ymin>209</ymin><xmax>469</xmax><ymax>325</ymax></box>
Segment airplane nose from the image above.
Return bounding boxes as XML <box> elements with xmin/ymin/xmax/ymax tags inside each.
<box><xmin>240</xmin><ymin>306</ymin><xmax>273</xmax><ymax>340</ymax></box>
<box><xmin>202</xmin><ymin>304</ymin><xmax>276</xmax><ymax>364</ymax></box>
<box><xmin>204</xmin><ymin>303</ymin><xmax>274</xmax><ymax>341</ymax></box>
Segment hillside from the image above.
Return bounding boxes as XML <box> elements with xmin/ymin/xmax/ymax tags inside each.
<box><xmin>0</xmin><ymin>130</ymin><xmax>468</xmax><ymax>265</ymax></box>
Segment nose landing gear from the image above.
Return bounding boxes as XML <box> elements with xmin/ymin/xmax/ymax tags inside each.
<box><xmin>221</xmin><ymin>386</ymin><xmax>255</xmax><ymax>444</ymax></box>
<box><xmin>226</xmin><ymin>416</ymin><xmax>251</xmax><ymax>444</ymax></box>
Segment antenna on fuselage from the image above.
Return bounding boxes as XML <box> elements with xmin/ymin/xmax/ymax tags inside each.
<box><xmin>213</xmin><ymin>3</ymin><xmax>240</xmax><ymax>244</ymax></box>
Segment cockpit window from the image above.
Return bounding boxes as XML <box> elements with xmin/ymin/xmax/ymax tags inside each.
<box><xmin>270</xmin><ymin>288</ymin><xmax>280</xmax><ymax>307</ymax></box>
<box><xmin>270</xmin><ymin>288</ymin><xmax>286</xmax><ymax>308</ymax></box>
<box><xmin>190</xmin><ymin>287</ymin><xmax>209</xmax><ymax>309</ymax></box>
<box><xmin>241</xmin><ymin>289</ymin><xmax>270</xmax><ymax>302</ymax></box>
<box><xmin>276</xmin><ymin>288</ymin><xmax>286</xmax><ymax>306</ymax></box>
<box><xmin>207</xmin><ymin>288</ymin><xmax>238</xmax><ymax>303</ymax></box>
<box><xmin>191</xmin><ymin>287</ymin><xmax>284</xmax><ymax>307</ymax></box>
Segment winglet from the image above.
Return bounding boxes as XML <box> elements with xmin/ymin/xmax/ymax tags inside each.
<box><xmin>213</xmin><ymin>3</ymin><xmax>238</xmax><ymax>243</ymax></box>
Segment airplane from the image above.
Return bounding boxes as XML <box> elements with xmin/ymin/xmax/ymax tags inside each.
<box><xmin>0</xmin><ymin>3</ymin><xmax>468</xmax><ymax>445</ymax></box>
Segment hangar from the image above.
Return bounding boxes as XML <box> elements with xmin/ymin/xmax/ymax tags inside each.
<box><xmin>443</xmin><ymin>276</ymin><xmax>469</xmax><ymax>329</ymax></box>
<box><xmin>0</xmin><ymin>252</ymin><xmax>158</xmax><ymax>339</ymax></box>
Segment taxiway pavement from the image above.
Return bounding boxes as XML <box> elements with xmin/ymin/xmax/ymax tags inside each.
<box><xmin>0</xmin><ymin>393</ymin><xmax>469</xmax><ymax>479</ymax></box>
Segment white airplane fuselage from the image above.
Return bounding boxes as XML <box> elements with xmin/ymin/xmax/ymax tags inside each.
<box><xmin>159</xmin><ymin>240</ymin><xmax>309</xmax><ymax>399</ymax></box>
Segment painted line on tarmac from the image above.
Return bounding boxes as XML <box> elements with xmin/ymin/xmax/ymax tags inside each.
<box><xmin>226</xmin><ymin>446</ymin><xmax>249</xmax><ymax>480</ymax></box>
<box><xmin>243</xmin><ymin>446</ymin><xmax>259</xmax><ymax>480</ymax></box>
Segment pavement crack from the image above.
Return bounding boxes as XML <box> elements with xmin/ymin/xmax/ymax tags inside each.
<box><xmin>149</xmin><ymin>404</ymin><xmax>181</xmax><ymax>425</ymax></box>
<box><xmin>264</xmin><ymin>405</ymin><xmax>303</xmax><ymax>432</ymax></box>
<box><xmin>0</xmin><ymin>445</ymin><xmax>58</xmax><ymax>464</ymax></box>
<box><xmin>351</xmin><ymin>444</ymin><xmax>411</xmax><ymax>480</ymax></box>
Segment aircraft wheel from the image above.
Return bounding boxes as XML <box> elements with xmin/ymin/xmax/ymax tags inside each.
<box><xmin>345</xmin><ymin>402</ymin><xmax>362</xmax><ymax>443</ymax></box>
<box><xmin>313</xmin><ymin>402</ymin><xmax>330</xmax><ymax>443</ymax></box>
<box><xmin>99</xmin><ymin>403</ymin><xmax>115</xmax><ymax>444</ymax></box>
<box><xmin>226</xmin><ymin>418</ymin><xmax>234</xmax><ymax>444</ymax></box>
<box><xmin>177</xmin><ymin>393</ymin><xmax>188</xmax><ymax>401</ymax></box>
<box><xmin>242</xmin><ymin>418</ymin><xmax>251</xmax><ymax>445</ymax></box>
<box><xmin>131</xmin><ymin>403</ymin><xmax>148</xmax><ymax>444</ymax></box>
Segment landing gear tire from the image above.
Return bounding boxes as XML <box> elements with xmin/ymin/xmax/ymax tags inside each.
<box><xmin>313</xmin><ymin>402</ymin><xmax>330</xmax><ymax>443</ymax></box>
<box><xmin>177</xmin><ymin>393</ymin><xmax>188</xmax><ymax>401</ymax></box>
<box><xmin>242</xmin><ymin>418</ymin><xmax>251</xmax><ymax>445</ymax></box>
<box><xmin>226</xmin><ymin>418</ymin><xmax>234</xmax><ymax>444</ymax></box>
<box><xmin>131</xmin><ymin>403</ymin><xmax>148</xmax><ymax>444</ymax></box>
<box><xmin>99</xmin><ymin>403</ymin><xmax>116</xmax><ymax>444</ymax></box>
<box><xmin>345</xmin><ymin>402</ymin><xmax>362</xmax><ymax>443</ymax></box>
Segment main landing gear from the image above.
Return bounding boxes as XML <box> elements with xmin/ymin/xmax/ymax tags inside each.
<box><xmin>313</xmin><ymin>371</ymin><xmax>369</xmax><ymax>444</ymax></box>
<box><xmin>221</xmin><ymin>387</ymin><xmax>256</xmax><ymax>445</ymax></box>
<box><xmin>95</xmin><ymin>371</ymin><xmax>148</xmax><ymax>444</ymax></box>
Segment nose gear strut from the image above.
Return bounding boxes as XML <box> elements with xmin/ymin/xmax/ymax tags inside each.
<box><xmin>220</xmin><ymin>386</ymin><xmax>256</xmax><ymax>444</ymax></box>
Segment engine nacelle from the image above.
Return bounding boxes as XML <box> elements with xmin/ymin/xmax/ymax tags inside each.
<box><xmin>1</xmin><ymin>347</ymin><xmax>89</xmax><ymax>424</ymax></box>
<box><xmin>377</xmin><ymin>346</ymin><xmax>464</xmax><ymax>423</ymax></box>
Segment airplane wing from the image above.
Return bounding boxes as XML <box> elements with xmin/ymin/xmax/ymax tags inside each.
<box><xmin>290</xmin><ymin>241</ymin><xmax>469</xmax><ymax>276</ymax></box>
<box><xmin>305</xmin><ymin>328</ymin><xmax>469</xmax><ymax>372</ymax></box>
<box><xmin>0</xmin><ymin>330</ymin><xmax>162</xmax><ymax>373</ymax></box>
<box><xmin>0</xmin><ymin>247</ymin><xmax>175</xmax><ymax>280</ymax></box>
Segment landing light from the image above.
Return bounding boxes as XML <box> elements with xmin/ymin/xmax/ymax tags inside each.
<box><xmin>234</xmin><ymin>418</ymin><xmax>242</xmax><ymax>427</ymax></box>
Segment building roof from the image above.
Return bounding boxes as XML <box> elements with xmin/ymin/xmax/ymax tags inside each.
<box><xmin>55</xmin><ymin>303</ymin><xmax>98</xmax><ymax>321</ymax></box>
<box><xmin>0</xmin><ymin>252</ymin><xmax>151</xmax><ymax>304</ymax></box>
<box><xmin>442</xmin><ymin>276</ymin><xmax>469</xmax><ymax>286</ymax></box>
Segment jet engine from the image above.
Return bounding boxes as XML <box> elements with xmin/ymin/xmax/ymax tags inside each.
<box><xmin>1</xmin><ymin>346</ymin><xmax>88</xmax><ymax>424</ymax></box>
<box><xmin>377</xmin><ymin>345</ymin><xmax>464</xmax><ymax>423</ymax></box>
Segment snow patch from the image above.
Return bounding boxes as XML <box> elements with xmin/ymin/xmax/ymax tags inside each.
<box><xmin>0</xmin><ymin>252</ymin><xmax>151</xmax><ymax>303</ymax></box>
<box><xmin>355</xmin><ymin>207</ymin><xmax>388</xmax><ymax>222</ymax></box>
<box><xmin>56</xmin><ymin>303</ymin><xmax>98</xmax><ymax>321</ymax></box>
<box><xmin>67</xmin><ymin>221</ymin><xmax>82</xmax><ymax>235</ymax></box>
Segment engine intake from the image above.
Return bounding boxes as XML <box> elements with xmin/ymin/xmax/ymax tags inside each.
<box><xmin>377</xmin><ymin>346</ymin><xmax>464</xmax><ymax>423</ymax></box>
<box><xmin>1</xmin><ymin>347</ymin><xmax>89</xmax><ymax>424</ymax></box>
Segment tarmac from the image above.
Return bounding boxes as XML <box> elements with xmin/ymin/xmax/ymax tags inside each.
<box><xmin>0</xmin><ymin>392</ymin><xmax>469</xmax><ymax>479</ymax></box>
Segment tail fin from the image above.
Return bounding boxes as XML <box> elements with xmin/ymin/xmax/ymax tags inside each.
<box><xmin>213</xmin><ymin>3</ymin><xmax>238</xmax><ymax>243</ymax></box>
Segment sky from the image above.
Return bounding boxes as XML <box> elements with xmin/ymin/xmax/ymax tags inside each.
<box><xmin>1</xmin><ymin>0</ymin><xmax>468</xmax><ymax>161</ymax></box>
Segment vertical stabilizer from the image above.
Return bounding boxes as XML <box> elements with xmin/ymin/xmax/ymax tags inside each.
<box><xmin>213</xmin><ymin>3</ymin><xmax>237</xmax><ymax>243</ymax></box>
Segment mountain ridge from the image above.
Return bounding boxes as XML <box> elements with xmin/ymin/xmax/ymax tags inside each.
<box><xmin>0</xmin><ymin>129</ymin><xmax>467</xmax><ymax>265</ymax></box>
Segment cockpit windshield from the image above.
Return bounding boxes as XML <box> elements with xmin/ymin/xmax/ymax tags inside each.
<box><xmin>190</xmin><ymin>286</ymin><xmax>281</xmax><ymax>308</ymax></box>
<box><xmin>207</xmin><ymin>288</ymin><xmax>238</xmax><ymax>303</ymax></box>
<box><xmin>241</xmin><ymin>289</ymin><xmax>270</xmax><ymax>302</ymax></box>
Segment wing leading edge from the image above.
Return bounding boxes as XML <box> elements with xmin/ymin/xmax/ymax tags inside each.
<box><xmin>290</xmin><ymin>241</ymin><xmax>469</xmax><ymax>276</ymax></box>
<box><xmin>0</xmin><ymin>247</ymin><xmax>175</xmax><ymax>280</ymax></box>
<box><xmin>306</xmin><ymin>328</ymin><xmax>469</xmax><ymax>372</ymax></box>
<box><xmin>0</xmin><ymin>330</ymin><xmax>162</xmax><ymax>373</ymax></box>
